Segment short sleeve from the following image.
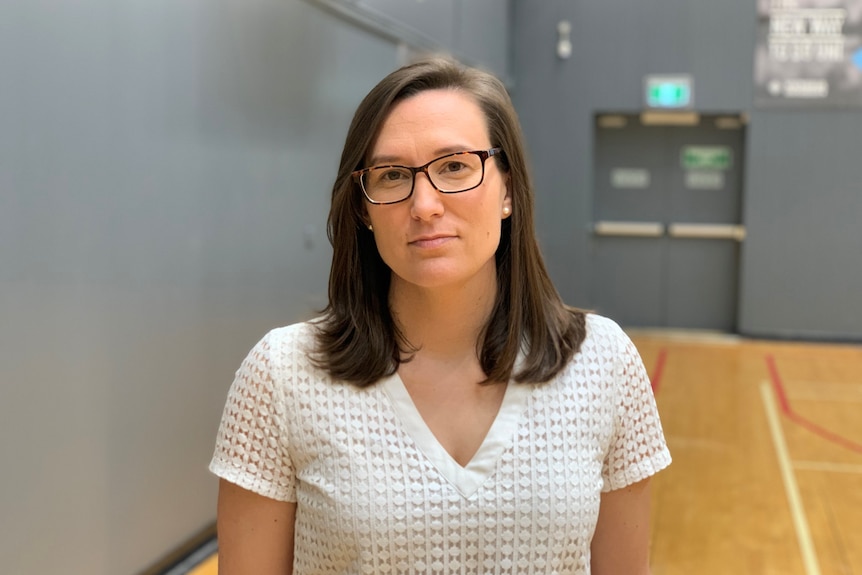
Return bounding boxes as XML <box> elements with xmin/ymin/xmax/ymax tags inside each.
<box><xmin>601</xmin><ymin>327</ymin><xmax>671</xmax><ymax>492</ymax></box>
<box><xmin>209</xmin><ymin>332</ymin><xmax>296</xmax><ymax>502</ymax></box>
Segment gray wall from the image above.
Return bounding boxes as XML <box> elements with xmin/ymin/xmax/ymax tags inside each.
<box><xmin>0</xmin><ymin>1</ymin><xmax>397</xmax><ymax>573</ymax></box>
<box><xmin>511</xmin><ymin>0</ymin><xmax>862</xmax><ymax>340</ymax></box>
<box><xmin>337</xmin><ymin>0</ymin><xmax>511</xmax><ymax>79</ymax></box>
<box><xmin>0</xmin><ymin>0</ymin><xmax>510</xmax><ymax>573</ymax></box>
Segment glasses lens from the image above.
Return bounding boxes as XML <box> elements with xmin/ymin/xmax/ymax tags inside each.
<box><xmin>428</xmin><ymin>152</ymin><xmax>483</xmax><ymax>192</ymax></box>
<box><xmin>363</xmin><ymin>167</ymin><xmax>413</xmax><ymax>203</ymax></box>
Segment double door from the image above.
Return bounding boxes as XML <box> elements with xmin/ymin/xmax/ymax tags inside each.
<box><xmin>591</xmin><ymin>113</ymin><xmax>746</xmax><ymax>331</ymax></box>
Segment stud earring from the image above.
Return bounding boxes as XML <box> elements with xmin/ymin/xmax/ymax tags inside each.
<box><xmin>367</xmin><ymin>223</ymin><xmax>373</xmax><ymax>232</ymax></box>
<box><xmin>502</xmin><ymin>206</ymin><xmax>511</xmax><ymax>217</ymax></box>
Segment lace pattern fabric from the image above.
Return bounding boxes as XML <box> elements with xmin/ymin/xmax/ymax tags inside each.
<box><xmin>210</xmin><ymin>313</ymin><xmax>671</xmax><ymax>574</ymax></box>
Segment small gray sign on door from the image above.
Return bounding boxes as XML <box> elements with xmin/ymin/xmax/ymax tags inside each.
<box><xmin>611</xmin><ymin>168</ymin><xmax>651</xmax><ymax>189</ymax></box>
<box><xmin>685</xmin><ymin>170</ymin><xmax>725</xmax><ymax>190</ymax></box>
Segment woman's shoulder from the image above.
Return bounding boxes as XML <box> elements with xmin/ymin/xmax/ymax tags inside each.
<box><xmin>582</xmin><ymin>312</ymin><xmax>629</xmax><ymax>345</ymax></box>
<box><xmin>263</xmin><ymin>318</ymin><xmax>318</xmax><ymax>345</ymax></box>
<box><xmin>549</xmin><ymin>313</ymin><xmax>642</xmax><ymax>387</ymax></box>
<box><xmin>228</xmin><ymin>318</ymin><xmax>343</xmax><ymax>398</ymax></box>
<box><xmin>562</xmin><ymin>312</ymin><xmax>640</xmax><ymax>369</ymax></box>
<box><xmin>250</xmin><ymin>319</ymin><xmax>322</xmax><ymax>370</ymax></box>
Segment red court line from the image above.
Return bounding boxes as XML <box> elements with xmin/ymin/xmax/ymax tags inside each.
<box><xmin>650</xmin><ymin>348</ymin><xmax>668</xmax><ymax>395</ymax></box>
<box><xmin>765</xmin><ymin>354</ymin><xmax>862</xmax><ymax>455</ymax></box>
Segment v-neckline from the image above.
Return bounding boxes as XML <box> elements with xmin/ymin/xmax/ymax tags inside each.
<box><xmin>381</xmin><ymin>371</ymin><xmax>534</xmax><ymax>498</ymax></box>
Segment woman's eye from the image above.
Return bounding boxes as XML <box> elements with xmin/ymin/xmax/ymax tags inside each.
<box><xmin>381</xmin><ymin>169</ymin><xmax>408</xmax><ymax>181</ymax></box>
<box><xmin>440</xmin><ymin>161</ymin><xmax>467</xmax><ymax>173</ymax></box>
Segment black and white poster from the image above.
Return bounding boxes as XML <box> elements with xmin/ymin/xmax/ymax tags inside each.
<box><xmin>755</xmin><ymin>0</ymin><xmax>862</xmax><ymax>107</ymax></box>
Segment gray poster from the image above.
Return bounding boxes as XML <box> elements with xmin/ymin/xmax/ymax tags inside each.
<box><xmin>755</xmin><ymin>0</ymin><xmax>862</xmax><ymax>107</ymax></box>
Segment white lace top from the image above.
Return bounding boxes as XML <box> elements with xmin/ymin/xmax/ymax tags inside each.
<box><xmin>210</xmin><ymin>313</ymin><xmax>671</xmax><ymax>574</ymax></box>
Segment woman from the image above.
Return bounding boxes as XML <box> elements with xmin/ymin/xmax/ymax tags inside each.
<box><xmin>211</xmin><ymin>56</ymin><xmax>671</xmax><ymax>574</ymax></box>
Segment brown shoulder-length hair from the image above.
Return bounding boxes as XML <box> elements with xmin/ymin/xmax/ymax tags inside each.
<box><xmin>311</xmin><ymin>55</ymin><xmax>586</xmax><ymax>387</ymax></box>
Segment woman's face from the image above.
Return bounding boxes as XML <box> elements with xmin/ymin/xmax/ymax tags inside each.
<box><xmin>365</xmin><ymin>89</ymin><xmax>511</xmax><ymax>294</ymax></box>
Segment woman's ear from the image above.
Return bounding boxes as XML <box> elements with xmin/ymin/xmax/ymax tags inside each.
<box><xmin>361</xmin><ymin>210</ymin><xmax>375</xmax><ymax>232</ymax></box>
<box><xmin>502</xmin><ymin>177</ymin><xmax>513</xmax><ymax>219</ymax></box>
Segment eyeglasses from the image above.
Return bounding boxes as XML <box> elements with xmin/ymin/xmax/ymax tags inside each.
<box><xmin>352</xmin><ymin>148</ymin><xmax>503</xmax><ymax>205</ymax></box>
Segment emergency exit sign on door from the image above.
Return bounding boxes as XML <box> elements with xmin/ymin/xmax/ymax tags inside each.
<box><xmin>681</xmin><ymin>146</ymin><xmax>732</xmax><ymax>170</ymax></box>
<box><xmin>644</xmin><ymin>75</ymin><xmax>693</xmax><ymax>109</ymax></box>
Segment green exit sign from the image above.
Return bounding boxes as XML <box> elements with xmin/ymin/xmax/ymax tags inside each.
<box><xmin>645</xmin><ymin>75</ymin><xmax>693</xmax><ymax>109</ymax></box>
<box><xmin>681</xmin><ymin>146</ymin><xmax>732</xmax><ymax>170</ymax></box>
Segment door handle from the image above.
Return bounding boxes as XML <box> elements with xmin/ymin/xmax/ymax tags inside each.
<box><xmin>593</xmin><ymin>221</ymin><xmax>665</xmax><ymax>237</ymax></box>
<box><xmin>668</xmin><ymin>223</ymin><xmax>746</xmax><ymax>241</ymax></box>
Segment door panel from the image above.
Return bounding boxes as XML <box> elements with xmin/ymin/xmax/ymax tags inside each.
<box><xmin>592</xmin><ymin>237</ymin><xmax>664</xmax><ymax>327</ymax></box>
<box><xmin>665</xmin><ymin>239</ymin><xmax>740</xmax><ymax>330</ymax></box>
<box><xmin>594</xmin><ymin>120</ymin><xmax>668</xmax><ymax>223</ymax></box>
<box><xmin>667</xmin><ymin>126</ymin><xmax>744</xmax><ymax>224</ymax></box>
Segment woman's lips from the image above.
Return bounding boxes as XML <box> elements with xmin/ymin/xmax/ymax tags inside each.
<box><xmin>409</xmin><ymin>235</ymin><xmax>455</xmax><ymax>249</ymax></box>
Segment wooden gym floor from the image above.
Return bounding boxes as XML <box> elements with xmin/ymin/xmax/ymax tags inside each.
<box><xmin>186</xmin><ymin>332</ymin><xmax>861</xmax><ymax>575</ymax></box>
<box><xmin>635</xmin><ymin>331</ymin><xmax>862</xmax><ymax>575</ymax></box>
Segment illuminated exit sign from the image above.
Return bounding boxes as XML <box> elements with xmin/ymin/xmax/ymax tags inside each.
<box><xmin>644</xmin><ymin>75</ymin><xmax>694</xmax><ymax>109</ymax></box>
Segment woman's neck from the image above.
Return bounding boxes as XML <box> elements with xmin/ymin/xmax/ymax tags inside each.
<box><xmin>389</xmin><ymin>269</ymin><xmax>498</xmax><ymax>362</ymax></box>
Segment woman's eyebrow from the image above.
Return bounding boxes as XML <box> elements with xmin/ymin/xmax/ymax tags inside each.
<box><xmin>369</xmin><ymin>145</ymin><xmax>476</xmax><ymax>167</ymax></box>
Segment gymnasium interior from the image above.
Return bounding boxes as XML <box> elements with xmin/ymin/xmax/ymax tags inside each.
<box><xmin>1</xmin><ymin>0</ymin><xmax>860</xmax><ymax>573</ymax></box>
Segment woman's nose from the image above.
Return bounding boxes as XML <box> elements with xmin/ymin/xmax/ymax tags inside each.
<box><xmin>409</xmin><ymin>171</ymin><xmax>444</xmax><ymax>220</ymax></box>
